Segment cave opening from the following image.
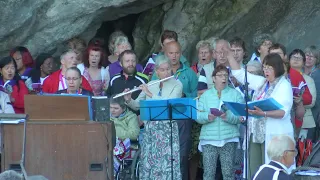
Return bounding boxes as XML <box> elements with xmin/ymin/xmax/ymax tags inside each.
<box><xmin>94</xmin><ymin>13</ymin><xmax>141</xmax><ymax>55</ymax></box>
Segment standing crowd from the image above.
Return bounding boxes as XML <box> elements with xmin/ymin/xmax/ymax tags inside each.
<box><xmin>0</xmin><ymin>29</ymin><xmax>319</xmax><ymax>180</ymax></box>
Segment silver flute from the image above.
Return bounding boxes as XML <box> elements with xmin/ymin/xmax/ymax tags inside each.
<box><xmin>113</xmin><ymin>75</ymin><xmax>174</xmax><ymax>99</ymax></box>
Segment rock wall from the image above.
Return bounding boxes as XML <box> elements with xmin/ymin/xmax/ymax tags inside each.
<box><xmin>2</xmin><ymin>0</ymin><xmax>320</xmax><ymax>62</ymax></box>
<box><xmin>133</xmin><ymin>0</ymin><xmax>320</xmax><ymax>63</ymax></box>
<box><xmin>0</xmin><ymin>0</ymin><xmax>169</xmax><ymax>57</ymax></box>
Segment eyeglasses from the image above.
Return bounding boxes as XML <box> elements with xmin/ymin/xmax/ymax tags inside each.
<box><xmin>262</xmin><ymin>65</ymin><xmax>274</xmax><ymax>71</ymax></box>
<box><xmin>215</xmin><ymin>74</ymin><xmax>228</xmax><ymax>78</ymax></box>
<box><xmin>286</xmin><ymin>149</ymin><xmax>298</xmax><ymax>156</ymax></box>
<box><xmin>248</xmin><ymin>71</ymin><xmax>259</xmax><ymax>75</ymax></box>
<box><xmin>306</xmin><ymin>54</ymin><xmax>315</xmax><ymax>59</ymax></box>
<box><xmin>65</xmin><ymin>77</ymin><xmax>81</xmax><ymax>82</ymax></box>
<box><xmin>291</xmin><ymin>56</ymin><xmax>303</xmax><ymax>61</ymax></box>
<box><xmin>215</xmin><ymin>51</ymin><xmax>225</xmax><ymax>57</ymax></box>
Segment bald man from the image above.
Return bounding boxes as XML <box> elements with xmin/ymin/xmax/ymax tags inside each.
<box><xmin>152</xmin><ymin>41</ymin><xmax>198</xmax><ymax>180</ymax></box>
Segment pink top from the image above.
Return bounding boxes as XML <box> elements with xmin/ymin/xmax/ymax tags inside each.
<box><xmin>83</xmin><ymin>68</ymin><xmax>105</xmax><ymax>96</ymax></box>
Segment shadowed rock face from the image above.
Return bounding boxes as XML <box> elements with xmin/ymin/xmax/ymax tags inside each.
<box><xmin>133</xmin><ymin>0</ymin><xmax>320</xmax><ymax>63</ymax></box>
<box><xmin>1</xmin><ymin>0</ymin><xmax>320</xmax><ymax>63</ymax></box>
<box><xmin>0</xmin><ymin>0</ymin><xmax>170</xmax><ymax>57</ymax></box>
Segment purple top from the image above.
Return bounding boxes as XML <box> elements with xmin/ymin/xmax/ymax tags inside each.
<box><xmin>20</xmin><ymin>67</ymin><xmax>33</xmax><ymax>80</ymax></box>
<box><xmin>108</xmin><ymin>61</ymin><xmax>143</xmax><ymax>78</ymax></box>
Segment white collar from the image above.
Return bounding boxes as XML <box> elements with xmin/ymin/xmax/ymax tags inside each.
<box><xmin>271</xmin><ymin>161</ymin><xmax>289</xmax><ymax>173</ymax></box>
<box><xmin>250</xmin><ymin>53</ymin><xmax>261</xmax><ymax>62</ymax></box>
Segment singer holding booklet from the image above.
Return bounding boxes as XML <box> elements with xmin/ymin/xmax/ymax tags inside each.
<box><xmin>124</xmin><ymin>55</ymin><xmax>183</xmax><ymax>180</ymax></box>
<box><xmin>196</xmin><ymin>65</ymin><xmax>244</xmax><ymax>180</ymax></box>
<box><xmin>0</xmin><ymin>56</ymin><xmax>29</xmax><ymax>114</ymax></box>
<box><xmin>25</xmin><ymin>53</ymin><xmax>54</xmax><ymax>93</ymax></box>
<box><xmin>226</xmin><ymin>49</ymin><xmax>294</xmax><ymax>178</ymax></box>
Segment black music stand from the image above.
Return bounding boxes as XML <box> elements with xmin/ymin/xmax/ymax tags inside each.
<box><xmin>140</xmin><ymin>98</ymin><xmax>197</xmax><ymax>180</ymax></box>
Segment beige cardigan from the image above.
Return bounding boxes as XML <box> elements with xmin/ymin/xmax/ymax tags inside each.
<box><xmin>302</xmin><ymin>74</ymin><xmax>317</xmax><ymax>128</ymax></box>
<box><xmin>127</xmin><ymin>78</ymin><xmax>183</xmax><ymax>111</ymax></box>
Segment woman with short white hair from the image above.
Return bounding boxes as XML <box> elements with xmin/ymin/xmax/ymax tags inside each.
<box><xmin>108</xmin><ymin>36</ymin><xmax>144</xmax><ymax>77</ymax></box>
<box><xmin>191</xmin><ymin>40</ymin><xmax>213</xmax><ymax>76</ymax></box>
<box><xmin>113</xmin><ymin>36</ymin><xmax>132</xmax><ymax>56</ymax></box>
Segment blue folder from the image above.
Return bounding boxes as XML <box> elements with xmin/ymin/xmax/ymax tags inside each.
<box><xmin>223</xmin><ymin>98</ymin><xmax>283</xmax><ymax>117</ymax></box>
<box><xmin>140</xmin><ymin>98</ymin><xmax>197</xmax><ymax>121</ymax></box>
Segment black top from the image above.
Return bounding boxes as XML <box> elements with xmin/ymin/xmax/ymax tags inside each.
<box><xmin>252</xmin><ymin>161</ymin><xmax>293</xmax><ymax>180</ymax></box>
<box><xmin>106</xmin><ymin>71</ymin><xmax>149</xmax><ymax>99</ymax></box>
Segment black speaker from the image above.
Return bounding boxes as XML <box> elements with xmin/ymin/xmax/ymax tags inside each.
<box><xmin>92</xmin><ymin>96</ymin><xmax>110</xmax><ymax>121</ymax></box>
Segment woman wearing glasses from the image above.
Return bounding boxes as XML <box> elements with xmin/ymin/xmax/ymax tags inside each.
<box><xmin>227</xmin><ymin>52</ymin><xmax>294</xmax><ymax>178</ymax></box>
<box><xmin>196</xmin><ymin>65</ymin><xmax>244</xmax><ymax>180</ymax></box>
<box><xmin>56</xmin><ymin>67</ymin><xmax>93</xmax><ymax>96</ymax></box>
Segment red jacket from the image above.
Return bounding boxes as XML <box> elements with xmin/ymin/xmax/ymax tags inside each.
<box><xmin>42</xmin><ymin>69</ymin><xmax>92</xmax><ymax>94</ymax></box>
<box><xmin>191</xmin><ymin>64</ymin><xmax>198</xmax><ymax>74</ymax></box>
<box><xmin>11</xmin><ymin>80</ymin><xmax>29</xmax><ymax>114</ymax></box>
<box><xmin>289</xmin><ymin>68</ymin><xmax>312</xmax><ymax>128</ymax></box>
<box><xmin>289</xmin><ymin>68</ymin><xmax>312</xmax><ymax>105</ymax></box>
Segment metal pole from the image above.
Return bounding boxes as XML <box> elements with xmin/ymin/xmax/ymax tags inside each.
<box><xmin>168</xmin><ymin>104</ymin><xmax>174</xmax><ymax>180</ymax></box>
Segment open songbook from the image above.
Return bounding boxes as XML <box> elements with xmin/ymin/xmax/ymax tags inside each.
<box><xmin>292</xmin><ymin>81</ymin><xmax>307</xmax><ymax>97</ymax></box>
<box><xmin>142</xmin><ymin>57</ymin><xmax>155</xmax><ymax>75</ymax></box>
<box><xmin>0</xmin><ymin>80</ymin><xmax>13</xmax><ymax>93</ymax></box>
<box><xmin>223</xmin><ymin>98</ymin><xmax>283</xmax><ymax>117</ymax></box>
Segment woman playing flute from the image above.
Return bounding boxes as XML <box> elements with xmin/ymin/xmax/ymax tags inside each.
<box><xmin>124</xmin><ymin>55</ymin><xmax>183</xmax><ymax>180</ymax></box>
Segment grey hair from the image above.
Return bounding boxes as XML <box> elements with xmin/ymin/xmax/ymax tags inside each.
<box><xmin>60</xmin><ymin>49</ymin><xmax>75</xmax><ymax>60</ymax></box>
<box><xmin>267</xmin><ymin>135</ymin><xmax>295</xmax><ymax>161</ymax></box>
<box><xmin>304</xmin><ymin>45</ymin><xmax>319</xmax><ymax>64</ymax></box>
<box><xmin>246</xmin><ymin>61</ymin><xmax>263</xmax><ymax>76</ymax></box>
<box><xmin>110</xmin><ymin>95</ymin><xmax>126</xmax><ymax>109</ymax></box>
<box><xmin>155</xmin><ymin>55</ymin><xmax>171</xmax><ymax>70</ymax></box>
<box><xmin>206</xmin><ymin>37</ymin><xmax>219</xmax><ymax>50</ymax></box>
<box><xmin>253</xmin><ymin>33</ymin><xmax>274</xmax><ymax>55</ymax></box>
<box><xmin>0</xmin><ymin>170</ymin><xmax>23</xmax><ymax>180</ymax></box>
<box><xmin>196</xmin><ymin>40</ymin><xmax>213</xmax><ymax>51</ymax></box>
<box><xmin>113</xmin><ymin>36</ymin><xmax>132</xmax><ymax>55</ymax></box>
<box><xmin>215</xmin><ymin>39</ymin><xmax>231</xmax><ymax>49</ymax></box>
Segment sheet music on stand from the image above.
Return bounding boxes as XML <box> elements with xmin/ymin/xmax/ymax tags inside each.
<box><xmin>0</xmin><ymin>119</ymin><xmax>25</xmax><ymax>124</ymax></box>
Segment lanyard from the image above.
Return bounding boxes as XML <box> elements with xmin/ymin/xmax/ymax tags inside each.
<box><xmin>158</xmin><ymin>88</ymin><xmax>162</xmax><ymax>96</ymax></box>
<box><xmin>59</xmin><ymin>73</ymin><xmax>66</xmax><ymax>90</ymax></box>
<box><xmin>257</xmin><ymin>82</ymin><xmax>269</xmax><ymax>100</ymax></box>
<box><xmin>175</xmin><ymin>71</ymin><xmax>181</xmax><ymax>80</ymax></box>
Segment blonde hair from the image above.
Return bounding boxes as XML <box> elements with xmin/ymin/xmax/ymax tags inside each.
<box><xmin>196</xmin><ymin>40</ymin><xmax>212</xmax><ymax>51</ymax></box>
<box><xmin>67</xmin><ymin>37</ymin><xmax>87</xmax><ymax>53</ymax></box>
<box><xmin>113</xmin><ymin>36</ymin><xmax>132</xmax><ymax>55</ymax></box>
<box><xmin>108</xmin><ymin>31</ymin><xmax>126</xmax><ymax>54</ymax></box>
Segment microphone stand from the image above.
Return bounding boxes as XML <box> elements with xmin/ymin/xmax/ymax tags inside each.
<box><xmin>244</xmin><ymin>65</ymin><xmax>250</xmax><ymax>180</ymax></box>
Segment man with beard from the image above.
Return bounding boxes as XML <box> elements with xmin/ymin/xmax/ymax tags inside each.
<box><xmin>42</xmin><ymin>49</ymin><xmax>92</xmax><ymax>93</ymax></box>
<box><xmin>106</xmin><ymin>50</ymin><xmax>148</xmax><ymax>100</ymax></box>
